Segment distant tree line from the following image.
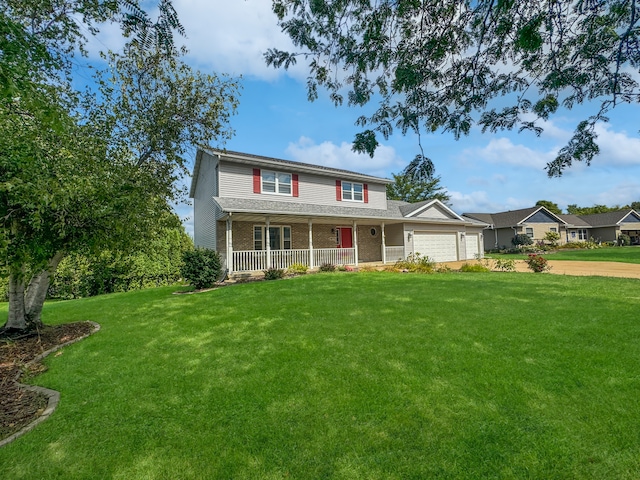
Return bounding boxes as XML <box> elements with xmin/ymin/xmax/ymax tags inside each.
<box><xmin>536</xmin><ymin>200</ymin><xmax>640</xmax><ymax>216</ymax></box>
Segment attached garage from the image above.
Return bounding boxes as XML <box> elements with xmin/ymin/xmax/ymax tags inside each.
<box><xmin>464</xmin><ymin>233</ymin><xmax>480</xmax><ymax>260</ymax></box>
<box><xmin>413</xmin><ymin>232</ymin><xmax>458</xmax><ymax>262</ymax></box>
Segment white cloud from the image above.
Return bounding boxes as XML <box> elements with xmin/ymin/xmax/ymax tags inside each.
<box><xmin>174</xmin><ymin>0</ymin><xmax>304</xmax><ymax>80</ymax></box>
<box><xmin>448</xmin><ymin>190</ymin><xmax>504</xmax><ymax>213</ymax></box>
<box><xmin>285</xmin><ymin>137</ymin><xmax>404</xmax><ymax>178</ymax></box>
<box><xmin>461</xmin><ymin>137</ymin><xmax>556</xmax><ymax>169</ymax></box>
<box><xmin>592</xmin><ymin>123</ymin><xmax>640</xmax><ymax>167</ymax></box>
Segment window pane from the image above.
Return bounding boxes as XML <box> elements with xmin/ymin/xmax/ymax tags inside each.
<box><xmin>342</xmin><ymin>182</ymin><xmax>352</xmax><ymax>200</ymax></box>
<box><xmin>262</xmin><ymin>182</ymin><xmax>276</xmax><ymax>193</ymax></box>
<box><xmin>277</xmin><ymin>173</ymin><xmax>291</xmax><ymax>185</ymax></box>
<box><xmin>263</xmin><ymin>171</ymin><xmax>276</xmax><ymax>182</ymax></box>
<box><xmin>283</xmin><ymin>227</ymin><xmax>291</xmax><ymax>249</ymax></box>
<box><xmin>354</xmin><ymin>190</ymin><xmax>363</xmax><ymax>201</ymax></box>
<box><xmin>526</xmin><ymin>228</ymin><xmax>533</xmax><ymax>237</ymax></box>
<box><xmin>269</xmin><ymin>227</ymin><xmax>280</xmax><ymax>250</ymax></box>
<box><xmin>254</xmin><ymin>226</ymin><xmax>263</xmax><ymax>250</ymax></box>
<box><xmin>353</xmin><ymin>183</ymin><xmax>363</xmax><ymax>194</ymax></box>
<box><xmin>279</xmin><ymin>183</ymin><xmax>291</xmax><ymax>195</ymax></box>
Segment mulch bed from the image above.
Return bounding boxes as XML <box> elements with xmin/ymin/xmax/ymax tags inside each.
<box><xmin>0</xmin><ymin>322</ymin><xmax>95</xmax><ymax>441</ymax></box>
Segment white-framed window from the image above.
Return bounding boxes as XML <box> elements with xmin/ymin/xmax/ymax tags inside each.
<box><xmin>253</xmin><ymin>225</ymin><xmax>292</xmax><ymax>250</ymax></box>
<box><xmin>578</xmin><ymin>229</ymin><xmax>588</xmax><ymax>241</ymax></box>
<box><xmin>550</xmin><ymin>227</ymin><xmax>557</xmax><ymax>232</ymax></box>
<box><xmin>262</xmin><ymin>170</ymin><xmax>292</xmax><ymax>195</ymax></box>
<box><xmin>526</xmin><ymin>227</ymin><xmax>534</xmax><ymax>238</ymax></box>
<box><xmin>342</xmin><ymin>181</ymin><xmax>364</xmax><ymax>202</ymax></box>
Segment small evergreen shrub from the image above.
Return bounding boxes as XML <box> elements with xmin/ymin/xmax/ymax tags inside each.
<box><xmin>459</xmin><ymin>263</ymin><xmax>490</xmax><ymax>272</ymax></box>
<box><xmin>287</xmin><ymin>263</ymin><xmax>308</xmax><ymax>275</ymax></box>
<box><xmin>319</xmin><ymin>263</ymin><xmax>336</xmax><ymax>272</ymax></box>
<box><xmin>524</xmin><ymin>254</ymin><xmax>550</xmax><ymax>273</ymax></box>
<box><xmin>512</xmin><ymin>234</ymin><xmax>534</xmax><ymax>246</ymax></box>
<box><xmin>617</xmin><ymin>234</ymin><xmax>631</xmax><ymax>246</ymax></box>
<box><xmin>544</xmin><ymin>231</ymin><xmax>561</xmax><ymax>246</ymax></box>
<box><xmin>494</xmin><ymin>258</ymin><xmax>516</xmax><ymax>272</ymax></box>
<box><xmin>263</xmin><ymin>268</ymin><xmax>285</xmax><ymax>280</ymax></box>
<box><xmin>181</xmin><ymin>248</ymin><xmax>222</xmax><ymax>290</ymax></box>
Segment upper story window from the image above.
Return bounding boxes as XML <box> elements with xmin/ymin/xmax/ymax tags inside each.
<box><xmin>262</xmin><ymin>170</ymin><xmax>292</xmax><ymax>195</ymax></box>
<box><xmin>336</xmin><ymin>180</ymin><xmax>368</xmax><ymax>203</ymax></box>
<box><xmin>253</xmin><ymin>168</ymin><xmax>299</xmax><ymax>197</ymax></box>
<box><xmin>342</xmin><ymin>182</ymin><xmax>363</xmax><ymax>202</ymax></box>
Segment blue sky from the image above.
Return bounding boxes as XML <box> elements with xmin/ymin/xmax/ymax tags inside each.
<box><xmin>95</xmin><ymin>1</ymin><xmax>640</xmax><ymax>236</ymax></box>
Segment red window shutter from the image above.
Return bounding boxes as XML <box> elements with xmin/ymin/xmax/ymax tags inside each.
<box><xmin>253</xmin><ymin>168</ymin><xmax>261</xmax><ymax>193</ymax></box>
<box><xmin>292</xmin><ymin>174</ymin><xmax>299</xmax><ymax>197</ymax></box>
<box><xmin>336</xmin><ymin>180</ymin><xmax>342</xmax><ymax>201</ymax></box>
<box><xmin>363</xmin><ymin>183</ymin><xmax>369</xmax><ymax>203</ymax></box>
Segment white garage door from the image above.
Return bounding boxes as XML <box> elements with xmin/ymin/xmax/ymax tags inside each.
<box><xmin>465</xmin><ymin>234</ymin><xmax>480</xmax><ymax>260</ymax></box>
<box><xmin>413</xmin><ymin>232</ymin><xmax>458</xmax><ymax>262</ymax></box>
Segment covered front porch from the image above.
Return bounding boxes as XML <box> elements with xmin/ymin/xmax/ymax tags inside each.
<box><xmin>219</xmin><ymin>214</ymin><xmax>405</xmax><ymax>274</ymax></box>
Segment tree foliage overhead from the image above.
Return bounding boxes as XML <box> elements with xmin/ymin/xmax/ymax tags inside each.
<box><xmin>266</xmin><ymin>0</ymin><xmax>640</xmax><ymax>177</ymax></box>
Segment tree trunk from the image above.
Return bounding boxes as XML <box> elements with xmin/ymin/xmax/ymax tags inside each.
<box><xmin>24</xmin><ymin>252</ymin><xmax>65</xmax><ymax>328</ymax></box>
<box><xmin>2</xmin><ymin>252</ymin><xmax>64</xmax><ymax>333</ymax></box>
<box><xmin>4</xmin><ymin>270</ymin><xmax>27</xmax><ymax>332</ymax></box>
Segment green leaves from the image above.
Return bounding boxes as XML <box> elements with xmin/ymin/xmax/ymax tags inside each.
<box><xmin>269</xmin><ymin>0</ymin><xmax>640</xmax><ymax>176</ymax></box>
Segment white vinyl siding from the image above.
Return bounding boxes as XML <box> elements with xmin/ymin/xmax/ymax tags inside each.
<box><xmin>193</xmin><ymin>151</ymin><xmax>218</xmax><ymax>249</ymax></box>
<box><xmin>218</xmin><ymin>161</ymin><xmax>387</xmax><ymax>209</ymax></box>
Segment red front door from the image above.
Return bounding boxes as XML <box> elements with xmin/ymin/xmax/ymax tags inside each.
<box><xmin>337</xmin><ymin>227</ymin><xmax>353</xmax><ymax>248</ymax></box>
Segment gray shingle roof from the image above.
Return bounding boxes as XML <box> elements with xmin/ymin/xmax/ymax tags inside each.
<box><xmin>558</xmin><ymin>214</ymin><xmax>591</xmax><ymax>227</ymax></box>
<box><xmin>573</xmin><ymin>210</ymin><xmax>635</xmax><ymax>227</ymax></box>
<box><xmin>203</xmin><ymin>148</ymin><xmax>393</xmax><ymax>184</ymax></box>
<box><xmin>214</xmin><ymin>197</ymin><xmax>486</xmax><ymax>225</ymax></box>
<box><xmin>464</xmin><ymin>207</ymin><xmax>546</xmax><ymax>228</ymax></box>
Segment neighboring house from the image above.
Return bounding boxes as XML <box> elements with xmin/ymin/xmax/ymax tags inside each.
<box><xmin>464</xmin><ymin>206</ymin><xmax>640</xmax><ymax>251</ymax></box>
<box><xmin>190</xmin><ymin>148</ymin><xmax>487</xmax><ymax>274</ymax></box>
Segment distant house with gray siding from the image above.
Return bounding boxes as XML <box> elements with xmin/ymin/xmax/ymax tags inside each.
<box><xmin>464</xmin><ymin>206</ymin><xmax>640</xmax><ymax>251</ymax></box>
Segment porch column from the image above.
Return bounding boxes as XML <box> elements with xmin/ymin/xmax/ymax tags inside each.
<box><xmin>381</xmin><ymin>222</ymin><xmax>387</xmax><ymax>264</ymax></box>
<box><xmin>226</xmin><ymin>216</ymin><xmax>233</xmax><ymax>274</ymax></box>
<box><xmin>308</xmin><ymin>220</ymin><xmax>314</xmax><ymax>269</ymax></box>
<box><xmin>353</xmin><ymin>220</ymin><xmax>358</xmax><ymax>267</ymax></box>
<box><xmin>265</xmin><ymin>217</ymin><xmax>271</xmax><ymax>269</ymax></box>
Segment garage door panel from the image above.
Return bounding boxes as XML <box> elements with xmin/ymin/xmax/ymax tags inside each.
<box><xmin>465</xmin><ymin>234</ymin><xmax>479</xmax><ymax>260</ymax></box>
<box><xmin>413</xmin><ymin>232</ymin><xmax>458</xmax><ymax>262</ymax></box>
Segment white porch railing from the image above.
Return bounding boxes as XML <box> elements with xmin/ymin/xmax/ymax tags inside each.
<box><xmin>270</xmin><ymin>249</ymin><xmax>310</xmax><ymax>269</ymax></box>
<box><xmin>384</xmin><ymin>246</ymin><xmax>405</xmax><ymax>263</ymax></box>
<box><xmin>231</xmin><ymin>248</ymin><xmax>356</xmax><ymax>272</ymax></box>
<box><xmin>314</xmin><ymin>248</ymin><xmax>355</xmax><ymax>267</ymax></box>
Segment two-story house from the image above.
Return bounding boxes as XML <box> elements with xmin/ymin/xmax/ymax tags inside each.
<box><xmin>190</xmin><ymin>148</ymin><xmax>487</xmax><ymax>274</ymax></box>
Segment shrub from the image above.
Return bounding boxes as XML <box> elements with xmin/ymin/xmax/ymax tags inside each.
<box><xmin>287</xmin><ymin>263</ymin><xmax>308</xmax><ymax>275</ymax></box>
<box><xmin>319</xmin><ymin>263</ymin><xmax>336</xmax><ymax>272</ymax></box>
<box><xmin>394</xmin><ymin>253</ymin><xmax>435</xmax><ymax>273</ymax></box>
<box><xmin>494</xmin><ymin>258</ymin><xmax>516</xmax><ymax>272</ymax></box>
<box><xmin>181</xmin><ymin>248</ymin><xmax>222</xmax><ymax>290</ymax></box>
<box><xmin>512</xmin><ymin>234</ymin><xmax>533</xmax><ymax>246</ymax></box>
<box><xmin>524</xmin><ymin>254</ymin><xmax>550</xmax><ymax>273</ymax></box>
<box><xmin>263</xmin><ymin>268</ymin><xmax>285</xmax><ymax>280</ymax></box>
<box><xmin>436</xmin><ymin>265</ymin><xmax>452</xmax><ymax>273</ymax></box>
<box><xmin>617</xmin><ymin>234</ymin><xmax>631</xmax><ymax>246</ymax></box>
<box><xmin>544</xmin><ymin>231</ymin><xmax>561</xmax><ymax>246</ymax></box>
<box><xmin>459</xmin><ymin>263</ymin><xmax>490</xmax><ymax>272</ymax></box>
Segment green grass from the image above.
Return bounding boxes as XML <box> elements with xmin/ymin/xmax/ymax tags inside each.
<box><xmin>487</xmin><ymin>245</ymin><xmax>640</xmax><ymax>263</ymax></box>
<box><xmin>2</xmin><ymin>272</ymin><xmax>640</xmax><ymax>479</ymax></box>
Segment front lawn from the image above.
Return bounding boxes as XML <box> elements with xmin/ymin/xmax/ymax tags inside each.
<box><xmin>1</xmin><ymin>273</ymin><xmax>640</xmax><ymax>479</ymax></box>
<box><xmin>487</xmin><ymin>245</ymin><xmax>640</xmax><ymax>263</ymax></box>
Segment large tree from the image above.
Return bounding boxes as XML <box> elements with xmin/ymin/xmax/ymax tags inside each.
<box><xmin>535</xmin><ymin>200</ymin><xmax>562</xmax><ymax>215</ymax></box>
<box><xmin>0</xmin><ymin>1</ymin><xmax>239</xmax><ymax>333</ymax></box>
<box><xmin>266</xmin><ymin>1</ymin><xmax>640</xmax><ymax>177</ymax></box>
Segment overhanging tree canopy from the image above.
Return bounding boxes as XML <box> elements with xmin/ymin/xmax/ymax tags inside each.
<box><xmin>266</xmin><ymin>0</ymin><xmax>640</xmax><ymax>177</ymax></box>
